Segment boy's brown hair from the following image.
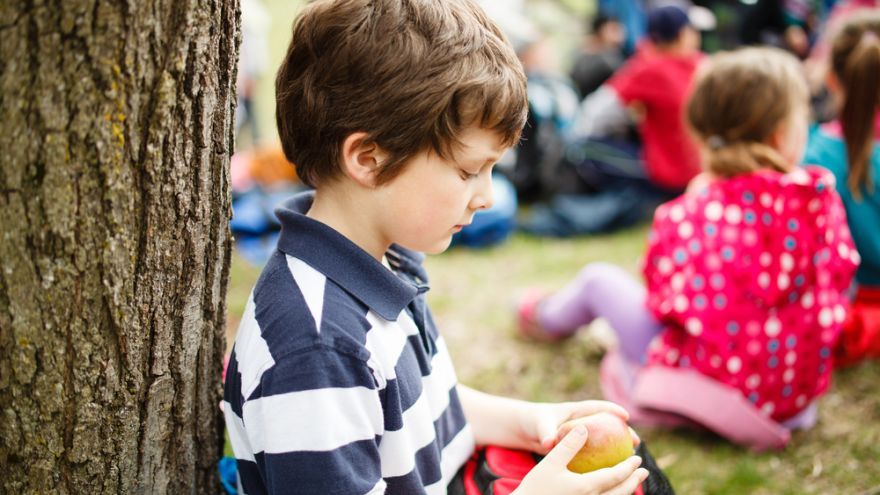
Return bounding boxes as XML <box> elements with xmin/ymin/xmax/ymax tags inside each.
<box><xmin>275</xmin><ymin>0</ymin><xmax>528</xmax><ymax>188</ymax></box>
<box><xmin>830</xmin><ymin>11</ymin><xmax>880</xmax><ymax>199</ymax></box>
<box><xmin>686</xmin><ymin>47</ymin><xmax>808</xmax><ymax>178</ymax></box>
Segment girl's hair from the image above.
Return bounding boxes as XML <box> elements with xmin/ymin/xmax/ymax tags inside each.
<box><xmin>830</xmin><ymin>11</ymin><xmax>880</xmax><ymax>199</ymax></box>
<box><xmin>686</xmin><ymin>47</ymin><xmax>808</xmax><ymax>178</ymax></box>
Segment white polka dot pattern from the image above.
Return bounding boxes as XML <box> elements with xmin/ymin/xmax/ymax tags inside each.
<box><xmin>641</xmin><ymin>166</ymin><xmax>858</xmax><ymax>422</ymax></box>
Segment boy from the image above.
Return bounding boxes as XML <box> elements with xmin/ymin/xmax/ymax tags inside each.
<box><xmin>222</xmin><ymin>1</ymin><xmax>647</xmax><ymax>493</ymax></box>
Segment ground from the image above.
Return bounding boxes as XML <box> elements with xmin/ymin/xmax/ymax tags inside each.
<box><xmin>227</xmin><ymin>227</ymin><xmax>880</xmax><ymax>494</ymax></box>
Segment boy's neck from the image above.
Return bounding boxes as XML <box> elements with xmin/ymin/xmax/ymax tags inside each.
<box><xmin>306</xmin><ymin>186</ymin><xmax>388</xmax><ymax>262</ymax></box>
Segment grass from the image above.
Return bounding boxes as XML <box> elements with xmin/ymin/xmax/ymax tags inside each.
<box><xmin>227</xmin><ymin>226</ymin><xmax>880</xmax><ymax>494</ymax></box>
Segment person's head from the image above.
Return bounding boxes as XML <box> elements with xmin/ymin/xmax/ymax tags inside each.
<box><xmin>829</xmin><ymin>11</ymin><xmax>880</xmax><ymax>198</ymax></box>
<box><xmin>275</xmin><ymin>0</ymin><xmax>528</xmax><ymax>190</ymax></box>
<box><xmin>646</xmin><ymin>5</ymin><xmax>700</xmax><ymax>52</ymax></box>
<box><xmin>518</xmin><ymin>36</ymin><xmax>557</xmax><ymax>74</ymax></box>
<box><xmin>591</xmin><ymin>14</ymin><xmax>625</xmax><ymax>49</ymax></box>
<box><xmin>686</xmin><ymin>47</ymin><xmax>809</xmax><ymax>178</ymax></box>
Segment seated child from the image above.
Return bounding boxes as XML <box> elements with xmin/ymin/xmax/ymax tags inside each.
<box><xmin>518</xmin><ymin>47</ymin><xmax>859</xmax><ymax>448</ymax></box>
<box><xmin>223</xmin><ymin>0</ymin><xmax>648</xmax><ymax>493</ymax></box>
<box><xmin>600</xmin><ymin>4</ymin><xmax>704</xmax><ymax>194</ymax></box>
<box><xmin>520</xmin><ymin>5</ymin><xmax>706</xmax><ymax>237</ymax></box>
<box><xmin>804</xmin><ymin>10</ymin><xmax>880</xmax><ymax>366</ymax></box>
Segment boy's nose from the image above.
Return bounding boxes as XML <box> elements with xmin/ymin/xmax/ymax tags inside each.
<box><xmin>471</xmin><ymin>173</ymin><xmax>494</xmax><ymax>211</ymax></box>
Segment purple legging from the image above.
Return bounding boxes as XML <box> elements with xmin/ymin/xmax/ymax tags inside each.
<box><xmin>536</xmin><ymin>262</ymin><xmax>818</xmax><ymax>430</ymax></box>
<box><xmin>537</xmin><ymin>262</ymin><xmax>662</xmax><ymax>364</ymax></box>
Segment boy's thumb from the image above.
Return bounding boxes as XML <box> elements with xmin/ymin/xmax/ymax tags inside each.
<box><xmin>542</xmin><ymin>424</ymin><xmax>588</xmax><ymax>467</ymax></box>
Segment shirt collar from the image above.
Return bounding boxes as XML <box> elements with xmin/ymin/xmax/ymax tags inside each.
<box><xmin>274</xmin><ymin>191</ymin><xmax>428</xmax><ymax>321</ymax></box>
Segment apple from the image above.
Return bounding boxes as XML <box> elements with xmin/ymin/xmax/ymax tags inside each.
<box><xmin>556</xmin><ymin>412</ymin><xmax>634</xmax><ymax>474</ymax></box>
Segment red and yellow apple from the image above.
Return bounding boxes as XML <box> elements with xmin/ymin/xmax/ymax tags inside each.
<box><xmin>555</xmin><ymin>412</ymin><xmax>634</xmax><ymax>473</ymax></box>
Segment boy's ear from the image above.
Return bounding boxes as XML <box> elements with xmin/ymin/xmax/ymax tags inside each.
<box><xmin>340</xmin><ymin>132</ymin><xmax>387</xmax><ymax>188</ymax></box>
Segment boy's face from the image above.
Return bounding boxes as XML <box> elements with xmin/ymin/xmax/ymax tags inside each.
<box><xmin>374</xmin><ymin>127</ymin><xmax>507</xmax><ymax>255</ymax></box>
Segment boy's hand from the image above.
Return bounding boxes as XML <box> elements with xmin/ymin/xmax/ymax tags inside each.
<box><xmin>525</xmin><ymin>400</ymin><xmax>633</xmax><ymax>455</ymax></box>
<box><xmin>513</xmin><ymin>425</ymin><xmax>648</xmax><ymax>495</ymax></box>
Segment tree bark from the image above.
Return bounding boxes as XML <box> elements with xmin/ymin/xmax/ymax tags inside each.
<box><xmin>0</xmin><ymin>0</ymin><xmax>238</xmax><ymax>492</ymax></box>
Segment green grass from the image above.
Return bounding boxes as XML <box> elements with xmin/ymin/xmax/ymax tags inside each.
<box><xmin>227</xmin><ymin>227</ymin><xmax>880</xmax><ymax>493</ymax></box>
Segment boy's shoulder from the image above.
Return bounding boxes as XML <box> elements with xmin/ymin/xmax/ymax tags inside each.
<box><xmin>245</xmin><ymin>192</ymin><xmax>429</xmax><ymax>358</ymax></box>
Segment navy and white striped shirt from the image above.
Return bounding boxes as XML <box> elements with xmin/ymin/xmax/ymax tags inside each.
<box><xmin>223</xmin><ymin>192</ymin><xmax>474</xmax><ymax>494</ymax></box>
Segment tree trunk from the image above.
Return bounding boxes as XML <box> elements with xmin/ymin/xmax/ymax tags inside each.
<box><xmin>0</xmin><ymin>0</ymin><xmax>238</xmax><ymax>492</ymax></box>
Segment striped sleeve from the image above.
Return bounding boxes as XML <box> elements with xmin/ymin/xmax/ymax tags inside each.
<box><xmin>226</xmin><ymin>346</ymin><xmax>386</xmax><ymax>494</ymax></box>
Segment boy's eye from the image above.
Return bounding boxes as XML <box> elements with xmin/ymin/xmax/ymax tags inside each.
<box><xmin>460</xmin><ymin>169</ymin><xmax>479</xmax><ymax>180</ymax></box>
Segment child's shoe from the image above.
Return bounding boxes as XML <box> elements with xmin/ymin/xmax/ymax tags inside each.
<box><xmin>516</xmin><ymin>289</ymin><xmax>568</xmax><ymax>342</ymax></box>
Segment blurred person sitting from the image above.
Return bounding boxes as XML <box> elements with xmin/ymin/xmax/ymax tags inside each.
<box><xmin>236</xmin><ymin>0</ymin><xmax>270</xmax><ymax>148</ymax></box>
<box><xmin>518</xmin><ymin>47</ymin><xmax>858</xmax><ymax>449</ymax></box>
<box><xmin>521</xmin><ymin>4</ymin><xmax>708</xmax><ymax>237</ymax></box>
<box><xmin>486</xmin><ymin>10</ymin><xmax>582</xmax><ymax>203</ymax></box>
<box><xmin>803</xmin><ymin>10</ymin><xmax>880</xmax><ymax>366</ymax></box>
<box><xmin>739</xmin><ymin>0</ymin><xmax>827</xmax><ymax>59</ymax></box>
<box><xmin>605</xmin><ymin>4</ymin><xmax>706</xmax><ymax>194</ymax></box>
<box><xmin>569</xmin><ymin>13</ymin><xmax>627</xmax><ymax>99</ymax></box>
<box><xmin>800</xmin><ymin>1</ymin><xmax>880</xmax><ymax>122</ymax></box>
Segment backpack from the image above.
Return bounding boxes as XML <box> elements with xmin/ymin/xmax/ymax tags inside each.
<box><xmin>447</xmin><ymin>442</ymin><xmax>675</xmax><ymax>495</ymax></box>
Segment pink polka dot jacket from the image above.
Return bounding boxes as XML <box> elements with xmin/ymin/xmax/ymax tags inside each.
<box><xmin>643</xmin><ymin>166</ymin><xmax>860</xmax><ymax>422</ymax></box>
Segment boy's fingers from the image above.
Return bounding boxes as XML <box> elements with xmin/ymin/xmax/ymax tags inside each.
<box><xmin>602</xmin><ymin>402</ymin><xmax>630</xmax><ymax>420</ymax></box>
<box><xmin>542</xmin><ymin>424</ymin><xmax>588</xmax><ymax>466</ymax></box>
<box><xmin>629</xmin><ymin>426</ymin><xmax>641</xmax><ymax>446</ymax></box>
<box><xmin>602</xmin><ymin>468</ymin><xmax>649</xmax><ymax>495</ymax></box>
<box><xmin>538</xmin><ymin>434</ymin><xmax>556</xmax><ymax>454</ymax></box>
<box><xmin>535</xmin><ymin>415</ymin><xmax>560</xmax><ymax>452</ymax></box>
<box><xmin>568</xmin><ymin>400</ymin><xmax>630</xmax><ymax>421</ymax></box>
<box><xmin>580</xmin><ymin>456</ymin><xmax>643</xmax><ymax>489</ymax></box>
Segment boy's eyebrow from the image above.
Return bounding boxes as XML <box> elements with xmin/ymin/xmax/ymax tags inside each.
<box><xmin>455</xmin><ymin>140</ymin><xmax>506</xmax><ymax>166</ymax></box>
<box><xmin>463</xmin><ymin>155</ymin><xmax>501</xmax><ymax>169</ymax></box>
<box><xmin>474</xmin><ymin>146</ymin><xmax>505</xmax><ymax>163</ymax></box>
<box><xmin>451</xmin><ymin>145</ymin><xmax>495</xmax><ymax>162</ymax></box>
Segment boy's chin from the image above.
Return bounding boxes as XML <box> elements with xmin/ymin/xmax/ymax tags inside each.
<box><xmin>402</xmin><ymin>237</ymin><xmax>453</xmax><ymax>255</ymax></box>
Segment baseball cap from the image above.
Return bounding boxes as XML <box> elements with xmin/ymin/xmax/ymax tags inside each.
<box><xmin>647</xmin><ymin>4</ymin><xmax>716</xmax><ymax>43</ymax></box>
